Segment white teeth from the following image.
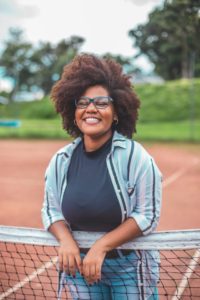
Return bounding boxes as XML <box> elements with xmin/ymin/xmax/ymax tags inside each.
<box><xmin>85</xmin><ymin>118</ymin><xmax>100</xmax><ymax>124</ymax></box>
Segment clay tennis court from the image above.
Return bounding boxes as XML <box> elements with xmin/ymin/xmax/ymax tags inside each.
<box><xmin>1</xmin><ymin>139</ymin><xmax>199</xmax><ymax>230</ymax></box>
<box><xmin>0</xmin><ymin>139</ymin><xmax>200</xmax><ymax>299</ymax></box>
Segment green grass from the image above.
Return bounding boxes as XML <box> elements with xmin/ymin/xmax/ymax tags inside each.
<box><xmin>0</xmin><ymin>119</ymin><xmax>199</xmax><ymax>142</ymax></box>
<box><xmin>1</xmin><ymin>78</ymin><xmax>200</xmax><ymax>142</ymax></box>
<box><xmin>0</xmin><ymin>119</ymin><xmax>69</xmax><ymax>139</ymax></box>
<box><xmin>136</xmin><ymin>120</ymin><xmax>200</xmax><ymax>142</ymax></box>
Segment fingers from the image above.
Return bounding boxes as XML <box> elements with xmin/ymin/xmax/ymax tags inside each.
<box><xmin>96</xmin><ymin>264</ymin><xmax>101</xmax><ymax>281</ymax></box>
<box><xmin>89</xmin><ymin>265</ymin><xmax>97</xmax><ymax>284</ymax></box>
<box><xmin>68</xmin><ymin>255</ymin><xmax>77</xmax><ymax>277</ymax></box>
<box><xmin>82</xmin><ymin>258</ymin><xmax>102</xmax><ymax>284</ymax></box>
<box><xmin>58</xmin><ymin>245</ymin><xmax>104</xmax><ymax>285</ymax></box>
<box><xmin>58</xmin><ymin>247</ymin><xmax>82</xmax><ymax>277</ymax></box>
<box><xmin>83</xmin><ymin>263</ymin><xmax>95</xmax><ymax>285</ymax></box>
<box><xmin>75</xmin><ymin>255</ymin><xmax>82</xmax><ymax>274</ymax></box>
<box><xmin>58</xmin><ymin>251</ymin><xmax>69</xmax><ymax>274</ymax></box>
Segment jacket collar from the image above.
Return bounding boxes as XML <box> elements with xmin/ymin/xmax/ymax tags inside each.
<box><xmin>112</xmin><ymin>131</ymin><xmax>127</xmax><ymax>149</ymax></box>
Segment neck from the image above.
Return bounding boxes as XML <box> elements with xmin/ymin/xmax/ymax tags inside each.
<box><xmin>83</xmin><ymin>131</ymin><xmax>112</xmax><ymax>152</ymax></box>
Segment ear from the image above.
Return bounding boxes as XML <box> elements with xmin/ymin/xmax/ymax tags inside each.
<box><xmin>113</xmin><ymin>114</ymin><xmax>119</xmax><ymax>125</ymax></box>
<box><xmin>113</xmin><ymin>113</ymin><xmax>118</xmax><ymax>121</ymax></box>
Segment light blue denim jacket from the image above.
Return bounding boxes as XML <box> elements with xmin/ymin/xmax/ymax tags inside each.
<box><xmin>42</xmin><ymin>131</ymin><xmax>162</xmax><ymax>299</ymax></box>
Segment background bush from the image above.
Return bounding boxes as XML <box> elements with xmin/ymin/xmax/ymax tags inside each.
<box><xmin>135</xmin><ymin>78</ymin><xmax>200</xmax><ymax>122</ymax></box>
<box><xmin>1</xmin><ymin>78</ymin><xmax>199</xmax><ymax>122</ymax></box>
<box><xmin>0</xmin><ymin>96</ymin><xmax>57</xmax><ymax>119</ymax></box>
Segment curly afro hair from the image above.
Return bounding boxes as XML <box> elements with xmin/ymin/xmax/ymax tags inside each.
<box><xmin>51</xmin><ymin>53</ymin><xmax>140</xmax><ymax>139</ymax></box>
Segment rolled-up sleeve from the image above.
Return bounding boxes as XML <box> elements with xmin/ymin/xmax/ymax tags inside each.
<box><xmin>41</xmin><ymin>155</ymin><xmax>65</xmax><ymax>230</ymax></box>
<box><xmin>129</xmin><ymin>158</ymin><xmax>162</xmax><ymax>235</ymax></box>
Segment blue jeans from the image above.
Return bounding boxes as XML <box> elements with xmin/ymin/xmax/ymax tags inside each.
<box><xmin>58</xmin><ymin>251</ymin><xmax>159</xmax><ymax>300</ymax></box>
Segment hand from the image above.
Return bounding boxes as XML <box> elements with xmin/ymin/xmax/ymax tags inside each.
<box><xmin>82</xmin><ymin>241</ymin><xmax>107</xmax><ymax>285</ymax></box>
<box><xmin>58</xmin><ymin>239</ymin><xmax>82</xmax><ymax>277</ymax></box>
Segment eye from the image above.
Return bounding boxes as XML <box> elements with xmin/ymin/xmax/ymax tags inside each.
<box><xmin>95</xmin><ymin>97</ymin><xmax>109</xmax><ymax>108</ymax></box>
<box><xmin>77</xmin><ymin>97</ymin><xmax>89</xmax><ymax>107</ymax></box>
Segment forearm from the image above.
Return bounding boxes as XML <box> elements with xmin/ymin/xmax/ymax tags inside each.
<box><xmin>95</xmin><ymin>217</ymin><xmax>142</xmax><ymax>252</ymax></box>
<box><xmin>49</xmin><ymin>221</ymin><xmax>82</xmax><ymax>275</ymax></box>
<box><xmin>82</xmin><ymin>218</ymin><xmax>142</xmax><ymax>283</ymax></box>
<box><xmin>49</xmin><ymin>220</ymin><xmax>76</xmax><ymax>245</ymax></box>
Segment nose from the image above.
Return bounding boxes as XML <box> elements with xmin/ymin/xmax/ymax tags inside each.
<box><xmin>85</xmin><ymin>102</ymin><xmax>97</xmax><ymax>112</ymax></box>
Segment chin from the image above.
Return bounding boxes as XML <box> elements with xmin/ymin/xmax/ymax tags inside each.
<box><xmin>83</xmin><ymin>130</ymin><xmax>103</xmax><ymax>137</ymax></box>
<box><xmin>84</xmin><ymin>129</ymin><xmax>112</xmax><ymax>139</ymax></box>
<box><xmin>81</xmin><ymin>126</ymin><xmax>102</xmax><ymax>135</ymax></box>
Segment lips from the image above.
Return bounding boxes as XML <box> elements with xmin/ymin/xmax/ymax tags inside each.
<box><xmin>84</xmin><ymin>117</ymin><xmax>101</xmax><ymax>124</ymax></box>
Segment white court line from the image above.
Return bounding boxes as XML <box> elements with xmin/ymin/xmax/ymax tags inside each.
<box><xmin>162</xmin><ymin>158</ymin><xmax>200</xmax><ymax>299</ymax></box>
<box><xmin>163</xmin><ymin>168</ymin><xmax>188</xmax><ymax>188</ymax></box>
<box><xmin>0</xmin><ymin>257</ymin><xmax>58</xmax><ymax>300</ymax></box>
<box><xmin>0</xmin><ymin>159</ymin><xmax>199</xmax><ymax>299</ymax></box>
<box><xmin>171</xmin><ymin>249</ymin><xmax>200</xmax><ymax>300</ymax></box>
<box><xmin>163</xmin><ymin>158</ymin><xmax>199</xmax><ymax>189</ymax></box>
<box><xmin>163</xmin><ymin>158</ymin><xmax>200</xmax><ymax>299</ymax></box>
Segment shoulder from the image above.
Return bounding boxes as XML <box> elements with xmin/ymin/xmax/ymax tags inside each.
<box><xmin>113</xmin><ymin>131</ymin><xmax>151</xmax><ymax>161</ymax></box>
<box><xmin>132</xmin><ymin>141</ymin><xmax>162</xmax><ymax>179</ymax></box>
<box><xmin>112</xmin><ymin>132</ymin><xmax>161</xmax><ymax>177</ymax></box>
<box><xmin>132</xmin><ymin>140</ymin><xmax>152</xmax><ymax>162</ymax></box>
<box><xmin>46</xmin><ymin>137</ymin><xmax>82</xmax><ymax>171</ymax></box>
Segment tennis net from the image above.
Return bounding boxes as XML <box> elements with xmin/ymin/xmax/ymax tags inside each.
<box><xmin>0</xmin><ymin>226</ymin><xmax>200</xmax><ymax>299</ymax></box>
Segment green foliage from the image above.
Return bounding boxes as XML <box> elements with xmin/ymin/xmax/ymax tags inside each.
<box><xmin>134</xmin><ymin>78</ymin><xmax>200</xmax><ymax>122</ymax></box>
<box><xmin>0</xmin><ymin>119</ymin><xmax>68</xmax><ymax>139</ymax></box>
<box><xmin>102</xmin><ymin>53</ymin><xmax>140</xmax><ymax>74</ymax></box>
<box><xmin>1</xmin><ymin>78</ymin><xmax>200</xmax><ymax>142</ymax></box>
<box><xmin>0</xmin><ymin>28</ymin><xmax>33</xmax><ymax>100</ymax></box>
<box><xmin>1</xmin><ymin>78</ymin><xmax>200</xmax><ymax>123</ymax></box>
<box><xmin>30</xmin><ymin>36</ymin><xmax>85</xmax><ymax>95</ymax></box>
<box><xmin>0</xmin><ymin>28</ymin><xmax>85</xmax><ymax>99</ymax></box>
<box><xmin>129</xmin><ymin>0</ymin><xmax>200</xmax><ymax>79</ymax></box>
<box><xmin>20</xmin><ymin>97</ymin><xmax>58</xmax><ymax>119</ymax></box>
<box><xmin>0</xmin><ymin>97</ymin><xmax>57</xmax><ymax>119</ymax></box>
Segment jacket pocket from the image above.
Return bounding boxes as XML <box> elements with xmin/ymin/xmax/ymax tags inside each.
<box><xmin>126</xmin><ymin>182</ymin><xmax>136</xmax><ymax>197</ymax></box>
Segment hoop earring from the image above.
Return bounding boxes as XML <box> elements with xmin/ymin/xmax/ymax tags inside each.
<box><xmin>113</xmin><ymin>118</ymin><xmax>118</xmax><ymax>125</ymax></box>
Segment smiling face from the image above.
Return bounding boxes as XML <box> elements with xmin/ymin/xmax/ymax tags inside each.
<box><xmin>75</xmin><ymin>85</ymin><xmax>116</xmax><ymax>148</ymax></box>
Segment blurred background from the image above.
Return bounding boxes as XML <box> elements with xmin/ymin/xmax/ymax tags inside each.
<box><xmin>1</xmin><ymin>5</ymin><xmax>200</xmax><ymax>294</ymax></box>
<box><xmin>0</xmin><ymin>0</ymin><xmax>199</xmax><ymax>142</ymax></box>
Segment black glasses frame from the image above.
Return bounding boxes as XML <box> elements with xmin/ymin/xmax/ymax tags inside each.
<box><xmin>75</xmin><ymin>96</ymin><xmax>113</xmax><ymax>109</ymax></box>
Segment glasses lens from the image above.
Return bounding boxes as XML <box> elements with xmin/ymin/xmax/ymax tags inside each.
<box><xmin>76</xmin><ymin>96</ymin><xmax>112</xmax><ymax>109</ymax></box>
<box><xmin>76</xmin><ymin>97</ymin><xmax>89</xmax><ymax>108</ymax></box>
<box><xmin>94</xmin><ymin>97</ymin><xmax>110</xmax><ymax>109</ymax></box>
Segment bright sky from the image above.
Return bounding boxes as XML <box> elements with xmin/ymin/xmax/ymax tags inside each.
<box><xmin>0</xmin><ymin>0</ymin><xmax>163</xmax><ymax>90</ymax></box>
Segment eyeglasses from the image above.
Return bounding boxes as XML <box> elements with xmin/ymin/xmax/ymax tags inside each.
<box><xmin>75</xmin><ymin>96</ymin><xmax>113</xmax><ymax>109</ymax></box>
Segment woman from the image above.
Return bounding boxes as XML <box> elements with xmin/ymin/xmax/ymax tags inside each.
<box><xmin>42</xmin><ymin>54</ymin><xmax>162</xmax><ymax>300</ymax></box>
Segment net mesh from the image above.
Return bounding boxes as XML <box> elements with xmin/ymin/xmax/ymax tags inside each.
<box><xmin>0</xmin><ymin>226</ymin><xmax>200</xmax><ymax>300</ymax></box>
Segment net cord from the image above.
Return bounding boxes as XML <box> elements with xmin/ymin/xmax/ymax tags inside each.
<box><xmin>0</xmin><ymin>226</ymin><xmax>200</xmax><ymax>250</ymax></box>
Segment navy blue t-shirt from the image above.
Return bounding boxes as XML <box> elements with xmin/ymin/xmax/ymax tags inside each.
<box><xmin>62</xmin><ymin>138</ymin><xmax>121</xmax><ymax>231</ymax></box>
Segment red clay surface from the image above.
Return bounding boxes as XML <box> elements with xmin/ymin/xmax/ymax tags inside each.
<box><xmin>0</xmin><ymin>140</ymin><xmax>200</xmax><ymax>299</ymax></box>
<box><xmin>0</xmin><ymin>140</ymin><xmax>200</xmax><ymax>230</ymax></box>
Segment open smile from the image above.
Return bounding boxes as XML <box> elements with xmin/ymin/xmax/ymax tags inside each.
<box><xmin>83</xmin><ymin>117</ymin><xmax>101</xmax><ymax>125</ymax></box>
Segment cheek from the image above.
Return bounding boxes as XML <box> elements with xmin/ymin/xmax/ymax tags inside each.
<box><xmin>105</xmin><ymin>109</ymin><xmax>115</xmax><ymax>124</ymax></box>
<box><xmin>75</xmin><ymin>110</ymin><xmax>81</xmax><ymax>122</ymax></box>
<box><xmin>74</xmin><ymin>111</ymin><xmax>83</xmax><ymax>130</ymax></box>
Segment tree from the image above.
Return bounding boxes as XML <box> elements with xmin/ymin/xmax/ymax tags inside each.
<box><xmin>31</xmin><ymin>36</ymin><xmax>85</xmax><ymax>95</ymax></box>
<box><xmin>102</xmin><ymin>53</ymin><xmax>141</xmax><ymax>75</ymax></box>
<box><xmin>0</xmin><ymin>28</ymin><xmax>33</xmax><ymax>101</ymax></box>
<box><xmin>0</xmin><ymin>28</ymin><xmax>85</xmax><ymax>99</ymax></box>
<box><xmin>129</xmin><ymin>0</ymin><xmax>200</xmax><ymax>80</ymax></box>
